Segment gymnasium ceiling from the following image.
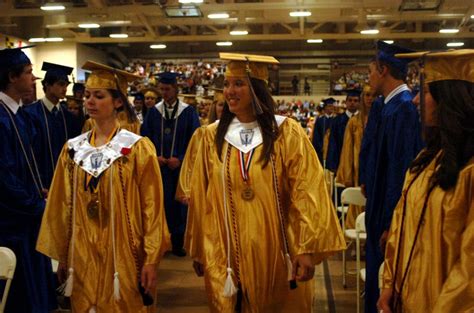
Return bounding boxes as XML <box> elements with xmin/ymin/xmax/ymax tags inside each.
<box><xmin>1</xmin><ymin>0</ymin><xmax>473</xmax><ymax>60</ymax></box>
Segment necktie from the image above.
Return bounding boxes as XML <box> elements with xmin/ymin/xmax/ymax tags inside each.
<box><xmin>52</xmin><ymin>106</ymin><xmax>59</xmax><ymax>116</ymax></box>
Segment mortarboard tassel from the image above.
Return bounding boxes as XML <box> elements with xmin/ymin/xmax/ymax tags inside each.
<box><xmin>223</xmin><ymin>267</ymin><xmax>238</xmax><ymax>297</ymax></box>
<box><xmin>114</xmin><ymin>272</ymin><xmax>121</xmax><ymax>300</ymax></box>
<box><xmin>59</xmin><ymin>267</ymin><xmax>74</xmax><ymax>297</ymax></box>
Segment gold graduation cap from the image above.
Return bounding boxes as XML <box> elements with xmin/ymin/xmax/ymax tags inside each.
<box><xmin>396</xmin><ymin>49</ymin><xmax>474</xmax><ymax>84</ymax></box>
<box><xmin>82</xmin><ymin>61</ymin><xmax>141</xmax><ymax>96</ymax></box>
<box><xmin>219</xmin><ymin>52</ymin><xmax>279</xmax><ymax>82</ymax></box>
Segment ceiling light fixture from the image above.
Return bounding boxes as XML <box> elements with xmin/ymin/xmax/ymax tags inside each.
<box><xmin>446</xmin><ymin>42</ymin><xmax>464</xmax><ymax>47</ymax></box>
<box><xmin>439</xmin><ymin>28</ymin><xmax>459</xmax><ymax>33</ymax></box>
<box><xmin>289</xmin><ymin>11</ymin><xmax>311</xmax><ymax>17</ymax></box>
<box><xmin>45</xmin><ymin>37</ymin><xmax>63</xmax><ymax>42</ymax></box>
<box><xmin>29</xmin><ymin>38</ymin><xmax>46</xmax><ymax>42</ymax></box>
<box><xmin>230</xmin><ymin>30</ymin><xmax>248</xmax><ymax>35</ymax></box>
<box><xmin>307</xmin><ymin>39</ymin><xmax>323</xmax><ymax>43</ymax></box>
<box><xmin>40</xmin><ymin>4</ymin><xmax>65</xmax><ymax>11</ymax></box>
<box><xmin>208</xmin><ymin>13</ymin><xmax>229</xmax><ymax>19</ymax></box>
<box><xmin>150</xmin><ymin>44</ymin><xmax>167</xmax><ymax>49</ymax></box>
<box><xmin>383</xmin><ymin>40</ymin><xmax>394</xmax><ymax>44</ymax></box>
<box><xmin>178</xmin><ymin>0</ymin><xmax>203</xmax><ymax>3</ymax></box>
<box><xmin>216</xmin><ymin>41</ymin><xmax>232</xmax><ymax>46</ymax></box>
<box><xmin>109</xmin><ymin>33</ymin><xmax>129</xmax><ymax>38</ymax></box>
<box><xmin>78</xmin><ymin>23</ymin><xmax>100</xmax><ymax>28</ymax></box>
<box><xmin>360</xmin><ymin>29</ymin><xmax>379</xmax><ymax>35</ymax></box>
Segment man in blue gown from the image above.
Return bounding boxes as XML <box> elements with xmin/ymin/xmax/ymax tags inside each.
<box><xmin>361</xmin><ymin>41</ymin><xmax>424</xmax><ymax>313</ymax></box>
<box><xmin>326</xmin><ymin>90</ymin><xmax>360</xmax><ymax>172</ymax></box>
<box><xmin>25</xmin><ymin>62</ymin><xmax>81</xmax><ymax>188</ymax></box>
<box><xmin>141</xmin><ymin>72</ymin><xmax>200</xmax><ymax>256</ymax></box>
<box><xmin>0</xmin><ymin>47</ymin><xmax>57</xmax><ymax>313</ymax></box>
<box><xmin>312</xmin><ymin>97</ymin><xmax>336</xmax><ymax>166</ymax></box>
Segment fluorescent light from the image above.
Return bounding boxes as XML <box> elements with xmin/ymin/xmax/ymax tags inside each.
<box><xmin>446</xmin><ymin>42</ymin><xmax>464</xmax><ymax>47</ymax></box>
<box><xmin>150</xmin><ymin>44</ymin><xmax>166</xmax><ymax>49</ymax></box>
<box><xmin>29</xmin><ymin>38</ymin><xmax>46</xmax><ymax>42</ymax></box>
<box><xmin>107</xmin><ymin>20</ymin><xmax>131</xmax><ymax>26</ymax></box>
<box><xmin>471</xmin><ymin>15</ymin><xmax>474</xmax><ymax>19</ymax></box>
<box><xmin>40</xmin><ymin>4</ymin><xmax>65</xmax><ymax>11</ymax></box>
<box><xmin>78</xmin><ymin>23</ymin><xmax>100</xmax><ymax>28</ymax></box>
<box><xmin>289</xmin><ymin>11</ymin><xmax>311</xmax><ymax>17</ymax></box>
<box><xmin>230</xmin><ymin>30</ymin><xmax>248</xmax><ymax>36</ymax></box>
<box><xmin>45</xmin><ymin>37</ymin><xmax>63</xmax><ymax>42</ymax></box>
<box><xmin>208</xmin><ymin>13</ymin><xmax>229</xmax><ymax>19</ymax></box>
<box><xmin>109</xmin><ymin>33</ymin><xmax>128</xmax><ymax>38</ymax></box>
<box><xmin>383</xmin><ymin>40</ymin><xmax>394</xmax><ymax>44</ymax></box>
<box><xmin>216</xmin><ymin>41</ymin><xmax>232</xmax><ymax>46</ymax></box>
<box><xmin>307</xmin><ymin>39</ymin><xmax>323</xmax><ymax>43</ymax></box>
<box><xmin>360</xmin><ymin>29</ymin><xmax>379</xmax><ymax>35</ymax></box>
<box><xmin>178</xmin><ymin>0</ymin><xmax>203</xmax><ymax>3</ymax></box>
<box><xmin>439</xmin><ymin>28</ymin><xmax>459</xmax><ymax>34</ymax></box>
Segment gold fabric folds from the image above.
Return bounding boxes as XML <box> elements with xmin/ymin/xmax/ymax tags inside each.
<box><xmin>36</xmin><ymin>137</ymin><xmax>170</xmax><ymax>313</ymax></box>
<box><xmin>383</xmin><ymin>154</ymin><xmax>474</xmax><ymax>313</ymax></box>
<box><xmin>185</xmin><ymin>118</ymin><xmax>346</xmax><ymax>312</ymax></box>
<box><xmin>336</xmin><ymin>115</ymin><xmax>365</xmax><ymax>229</ymax></box>
<box><xmin>82</xmin><ymin>111</ymin><xmax>141</xmax><ymax>135</ymax></box>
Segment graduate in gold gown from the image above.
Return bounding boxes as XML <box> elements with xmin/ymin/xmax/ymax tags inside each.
<box><xmin>377</xmin><ymin>50</ymin><xmax>474</xmax><ymax>313</ymax></box>
<box><xmin>336</xmin><ymin>85</ymin><xmax>376</xmax><ymax>228</ymax></box>
<box><xmin>185</xmin><ymin>53</ymin><xmax>346</xmax><ymax>313</ymax></box>
<box><xmin>37</xmin><ymin>61</ymin><xmax>170</xmax><ymax>313</ymax></box>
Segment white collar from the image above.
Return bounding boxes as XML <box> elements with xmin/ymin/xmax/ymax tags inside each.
<box><xmin>224</xmin><ymin>115</ymin><xmax>286</xmax><ymax>153</ymax></box>
<box><xmin>155</xmin><ymin>100</ymin><xmax>189</xmax><ymax>118</ymax></box>
<box><xmin>346</xmin><ymin>110</ymin><xmax>359</xmax><ymax>118</ymax></box>
<box><xmin>384</xmin><ymin>84</ymin><xmax>410</xmax><ymax>104</ymax></box>
<box><xmin>67</xmin><ymin>129</ymin><xmax>142</xmax><ymax>177</ymax></box>
<box><xmin>0</xmin><ymin>92</ymin><xmax>23</xmax><ymax>114</ymax></box>
<box><xmin>41</xmin><ymin>97</ymin><xmax>60</xmax><ymax>112</ymax></box>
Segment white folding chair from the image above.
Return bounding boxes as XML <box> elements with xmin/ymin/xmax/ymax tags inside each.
<box><xmin>334</xmin><ymin>179</ymin><xmax>347</xmax><ymax>221</ymax></box>
<box><xmin>355</xmin><ymin>212</ymin><xmax>367</xmax><ymax>313</ymax></box>
<box><xmin>0</xmin><ymin>247</ymin><xmax>16</xmax><ymax>313</ymax></box>
<box><xmin>340</xmin><ymin>187</ymin><xmax>367</xmax><ymax>288</ymax></box>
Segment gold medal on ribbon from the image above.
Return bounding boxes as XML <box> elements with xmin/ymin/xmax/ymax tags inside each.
<box><xmin>87</xmin><ymin>193</ymin><xmax>99</xmax><ymax>219</ymax></box>
<box><xmin>241</xmin><ymin>185</ymin><xmax>254</xmax><ymax>201</ymax></box>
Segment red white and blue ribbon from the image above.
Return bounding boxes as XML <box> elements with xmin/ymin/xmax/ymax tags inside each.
<box><xmin>238</xmin><ymin>148</ymin><xmax>255</xmax><ymax>182</ymax></box>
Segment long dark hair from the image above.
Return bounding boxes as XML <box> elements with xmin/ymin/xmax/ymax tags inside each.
<box><xmin>109</xmin><ymin>89</ymin><xmax>138</xmax><ymax>123</ymax></box>
<box><xmin>215</xmin><ymin>77</ymin><xmax>279</xmax><ymax>165</ymax></box>
<box><xmin>409</xmin><ymin>80</ymin><xmax>474</xmax><ymax>190</ymax></box>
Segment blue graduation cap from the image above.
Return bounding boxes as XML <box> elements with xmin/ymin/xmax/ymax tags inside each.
<box><xmin>323</xmin><ymin>97</ymin><xmax>336</xmax><ymax>105</ymax></box>
<box><xmin>157</xmin><ymin>72</ymin><xmax>181</xmax><ymax>85</ymax></box>
<box><xmin>344</xmin><ymin>89</ymin><xmax>361</xmax><ymax>98</ymax></box>
<box><xmin>0</xmin><ymin>46</ymin><xmax>33</xmax><ymax>72</ymax></box>
<box><xmin>376</xmin><ymin>40</ymin><xmax>415</xmax><ymax>77</ymax></box>
<box><xmin>133</xmin><ymin>92</ymin><xmax>144</xmax><ymax>101</ymax></box>
<box><xmin>42</xmin><ymin>62</ymin><xmax>73</xmax><ymax>84</ymax></box>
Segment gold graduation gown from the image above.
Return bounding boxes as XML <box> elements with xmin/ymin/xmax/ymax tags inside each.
<box><xmin>383</xmin><ymin>154</ymin><xmax>474</xmax><ymax>313</ymax></box>
<box><xmin>82</xmin><ymin>111</ymin><xmax>141</xmax><ymax>135</ymax></box>
<box><xmin>37</xmin><ymin>130</ymin><xmax>170</xmax><ymax>313</ymax></box>
<box><xmin>175</xmin><ymin>126</ymin><xmax>206</xmax><ymax>202</ymax></box>
<box><xmin>186</xmin><ymin>117</ymin><xmax>346</xmax><ymax>313</ymax></box>
<box><xmin>336</xmin><ymin>115</ymin><xmax>365</xmax><ymax>229</ymax></box>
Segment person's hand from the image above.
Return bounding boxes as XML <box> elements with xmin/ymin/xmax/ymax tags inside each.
<box><xmin>141</xmin><ymin>264</ymin><xmax>157</xmax><ymax>295</ymax></box>
<box><xmin>158</xmin><ymin>156</ymin><xmax>167</xmax><ymax>166</ymax></box>
<box><xmin>292</xmin><ymin>254</ymin><xmax>315</xmax><ymax>282</ymax></box>
<box><xmin>360</xmin><ymin>184</ymin><xmax>366</xmax><ymax>197</ymax></box>
<box><xmin>41</xmin><ymin>188</ymin><xmax>49</xmax><ymax>199</ymax></box>
<box><xmin>167</xmin><ymin>157</ymin><xmax>181</xmax><ymax>170</ymax></box>
<box><xmin>377</xmin><ymin>288</ymin><xmax>393</xmax><ymax>313</ymax></box>
<box><xmin>380</xmin><ymin>230</ymin><xmax>389</xmax><ymax>254</ymax></box>
<box><xmin>57</xmin><ymin>262</ymin><xmax>67</xmax><ymax>284</ymax></box>
<box><xmin>192</xmin><ymin>261</ymin><xmax>204</xmax><ymax>277</ymax></box>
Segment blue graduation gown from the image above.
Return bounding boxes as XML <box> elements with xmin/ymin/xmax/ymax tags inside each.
<box><xmin>0</xmin><ymin>102</ymin><xmax>57</xmax><ymax>313</ymax></box>
<box><xmin>311</xmin><ymin>115</ymin><xmax>333</xmax><ymax>165</ymax></box>
<box><xmin>326</xmin><ymin>112</ymin><xmax>350</xmax><ymax>172</ymax></box>
<box><xmin>25</xmin><ymin>100</ymin><xmax>81</xmax><ymax>187</ymax></box>
<box><xmin>361</xmin><ymin>90</ymin><xmax>423</xmax><ymax>313</ymax></box>
<box><xmin>141</xmin><ymin>101</ymin><xmax>200</xmax><ymax>235</ymax></box>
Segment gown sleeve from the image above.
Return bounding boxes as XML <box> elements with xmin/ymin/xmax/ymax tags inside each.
<box><xmin>282</xmin><ymin>119</ymin><xmax>346</xmax><ymax>263</ymax></box>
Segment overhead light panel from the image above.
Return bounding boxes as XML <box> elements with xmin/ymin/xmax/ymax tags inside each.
<box><xmin>78</xmin><ymin>23</ymin><xmax>100</xmax><ymax>28</ymax></box>
<box><xmin>446</xmin><ymin>42</ymin><xmax>464</xmax><ymax>47</ymax></box>
<box><xmin>150</xmin><ymin>44</ymin><xmax>167</xmax><ymax>49</ymax></box>
<box><xmin>289</xmin><ymin>11</ymin><xmax>311</xmax><ymax>17</ymax></box>
<box><xmin>178</xmin><ymin>0</ymin><xmax>203</xmax><ymax>3</ymax></box>
<box><xmin>208</xmin><ymin>13</ymin><xmax>229</xmax><ymax>19</ymax></box>
<box><xmin>40</xmin><ymin>4</ymin><xmax>65</xmax><ymax>11</ymax></box>
<box><xmin>360</xmin><ymin>29</ymin><xmax>379</xmax><ymax>35</ymax></box>
<box><xmin>439</xmin><ymin>28</ymin><xmax>459</xmax><ymax>33</ymax></box>
<box><xmin>109</xmin><ymin>33</ymin><xmax>128</xmax><ymax>38</ymax></box>
<box><xmin>216</xmin><ymin>41</ymin><xmax>232</xmax><ymax>46</ymax></box>
<box><xmin>471</xmin><ymin>15</ymin><xmax>474</xmax><ymax>19</ymax></box>
<box><xmin>29</xmin><ymin>38</ymin><xmax>46</xmax><ymax>42</ymax></box>
<box><xmin>230</xmin><ymin>30</ymin><xmax>248</xmax><ymax>36</ymax></box>
<box><xmin>307</xmin><ymin>39</ymin><xmax>323</xmax><ymax>43</ymax></box>
<box><xmin>29</xmin><ymin>37</ymin><xmax>63</xmax><ymax>42</ymax></box>
<box><xmin>383</xmin><ymin>40</ymin><xmax>394</xmax><ymax>44</ymax></box>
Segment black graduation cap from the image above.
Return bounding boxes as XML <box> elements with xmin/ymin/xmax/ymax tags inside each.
<box><xmin>73</xmin><ymin>82</ymin><xmax>85</xmax><ymax>92</ymax></box>
<box><xmin>133</xmin><ymin>92</ymin><xmax>144</xmax><ymax>101</ymax></box>
<box><xmin>42</xmin><ymin>62</ymin><xmax>73</xmax><ymax>83</ymax></box>
<box><xmin>156</xmin><ymin>72</ymin><xmax>181</xmax><ymax>85</ymax></box>
<box><xmin>0</xmin><ymin>46</ymin><xmax>33</xmax><ymax>72</ymax></box>
<box><xmin>344</xmin><ymin>89</ymin><xmax>361</xmax><ymax>98</ymax></box>
<box><xmin>323</xmin><ymin>97</ymin><xmax>336</xmax><ymax>105</ymax></box>
<box><xmin>376</xmin><ymin>40</ymin><xmax>415</xmax><ymax>77</ymax></box>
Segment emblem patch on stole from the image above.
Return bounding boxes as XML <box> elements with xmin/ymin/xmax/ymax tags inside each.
<box><xmin>239</xmin><ymin>129</ymin><xmax>254</xmax><ymax>146</ymax></box>
<box><xmin>90</xmin><ymin>152</ymin><xmax>104</xmax><ymax>170</ymax></box>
